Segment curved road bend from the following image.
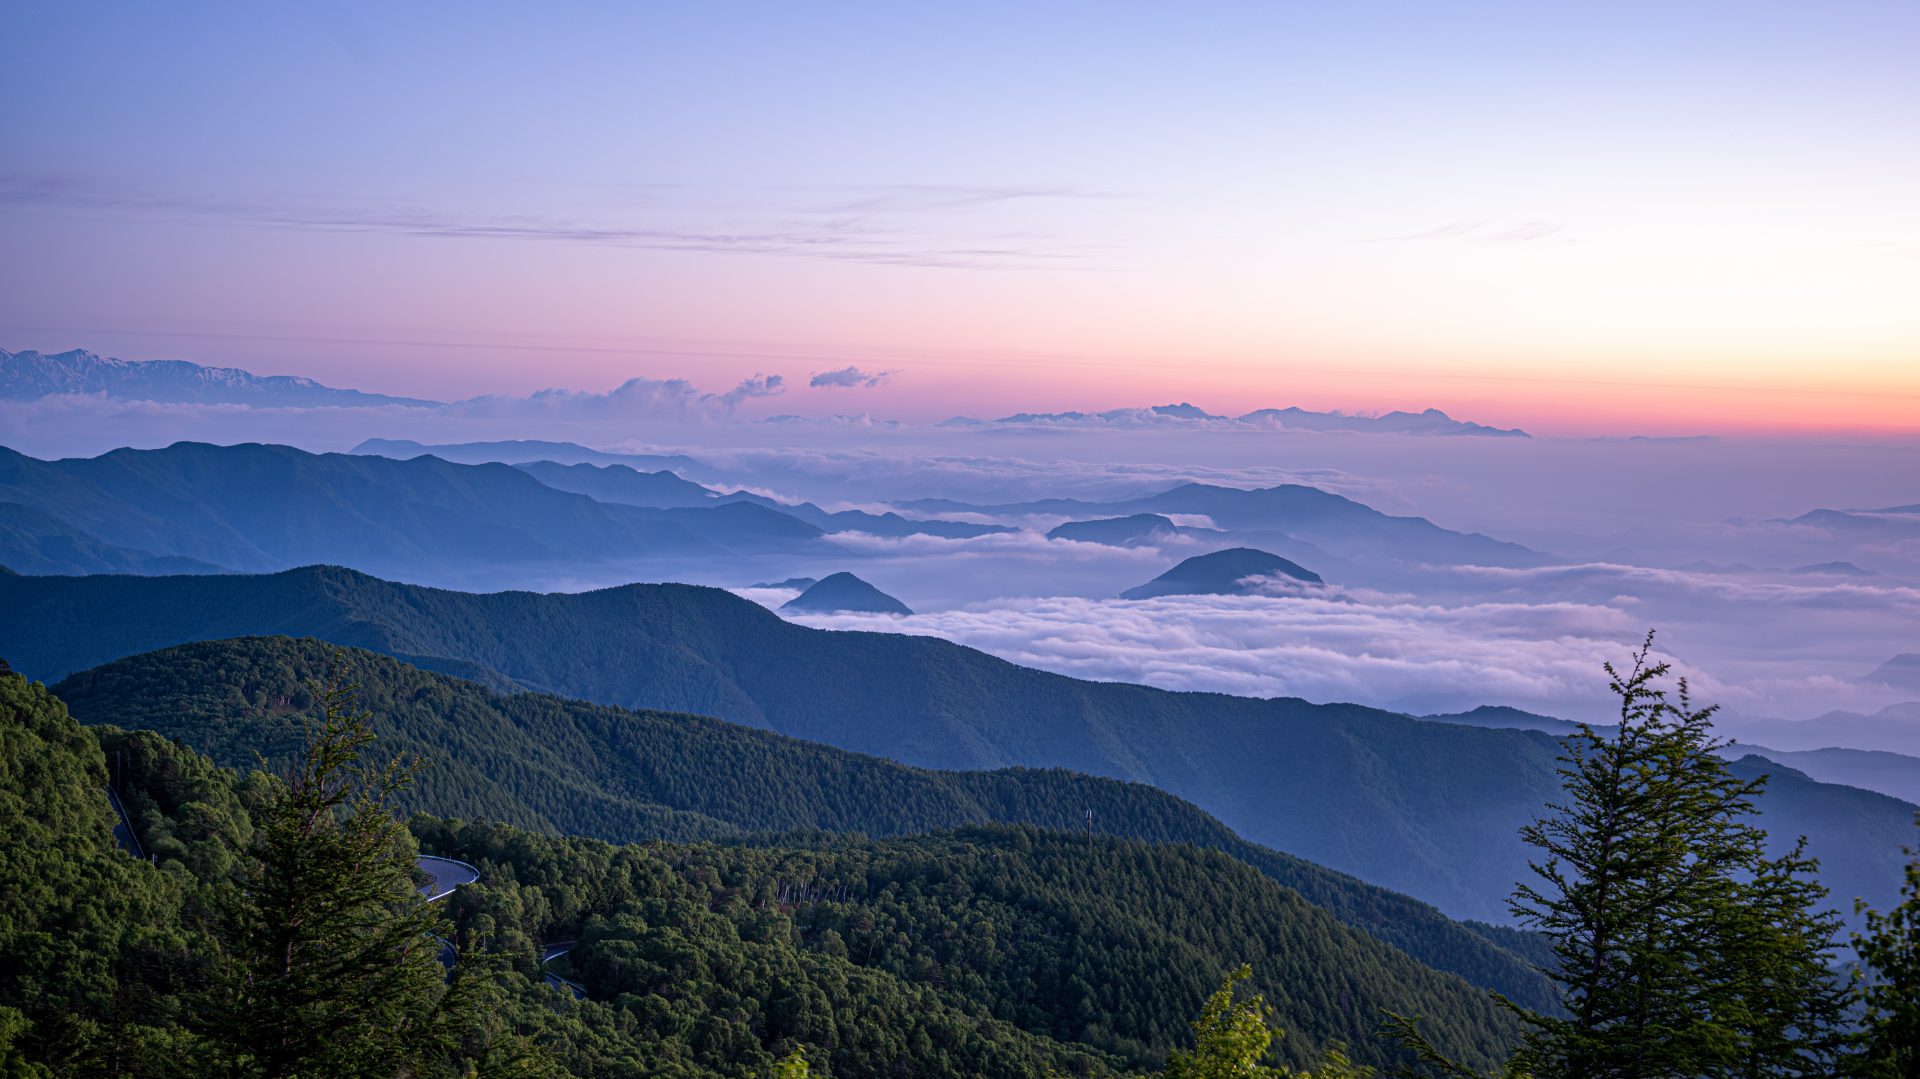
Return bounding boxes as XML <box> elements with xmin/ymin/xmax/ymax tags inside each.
<box><xmin>416</xmin><ymin>855</ymin><xmax>480</xmax><ymax>901</ymax></box>
<box><xmin>416</xmin><ymin>855</ymin><xmax>581</xmax><ymax>999</ymax></box>
<box><xmin>540</xmin><ymin>941</ymin><xmax>586</xmax><ymax>999</ymax></box>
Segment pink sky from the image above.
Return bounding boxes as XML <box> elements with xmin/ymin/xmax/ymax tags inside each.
<box><xmin>4</xmin><ymin>4</ymin><xmax>1917</xmax><ymax>439</ymax></box>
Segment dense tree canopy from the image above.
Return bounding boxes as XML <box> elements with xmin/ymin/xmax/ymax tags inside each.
<box><xmin>2</xmin><ymin>666</ymin><xmax>1518</xmax><ymax>1077</ymax></box>
<box><xmin>55</xmin><ymin>636</ymin><xmax>1559</xmax><ymax>1012</ymax></box>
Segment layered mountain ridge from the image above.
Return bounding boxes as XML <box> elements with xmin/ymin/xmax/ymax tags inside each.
<box><xmin>3</xmin><ymin>563</ymin><xmax>1908</xmax><ymax>925</ymax></box>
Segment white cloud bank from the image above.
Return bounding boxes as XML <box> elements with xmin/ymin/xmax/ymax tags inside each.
<box><xmin>768</xmin><ymin>557</ymin><xmax>1920</xmax><ymax>723</ymax></box>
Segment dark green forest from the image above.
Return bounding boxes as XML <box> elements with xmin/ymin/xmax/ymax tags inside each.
<box><xmin>51</xmin><ymin>636</ymin><xmax>1556</xmax><ymax>1012</ymax></box>
<box><xmin>0</xmin><ymin>667</ymin><xmax>1519</xmax><ymax>1076</ymax></box>
<box><xmin>6</xmin><ymin>638</ymin><xmax>1919</xmax><ymax>1076</ymax></box>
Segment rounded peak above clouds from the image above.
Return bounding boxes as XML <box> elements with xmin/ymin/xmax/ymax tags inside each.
<box><xmin>781</xmin><ymin>571</ymin><xmax>912</xmax><ymax>615</ymax></box>
<box><xmin>1120</xmin><ymin>547</ymin><xmax>1324</xmax><ymax>600</ymax></box>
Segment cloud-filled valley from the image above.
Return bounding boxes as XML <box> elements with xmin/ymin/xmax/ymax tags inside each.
<box><xmin>4</xmin><ymin>345</ymin><xmax>1917</xmax><ymax>733</ymax></box>
<box><xmin>764</xmin><ymin>556</ymin><xmax>1920</xmax><ymax>723</ymax></box>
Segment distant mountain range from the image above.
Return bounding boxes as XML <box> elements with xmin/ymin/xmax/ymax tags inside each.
<box><xmin>1782</xmin><ymin>505</ymin><xmax>1920</xmax><ymax>537</ymax></box>
<box><xmin>4</xmin><ymin>563</ymin><xmax>1908</xmax><ymax>926</ymax></box>
<box><xmin>0</xmin><ymin>442</ymin><xmax>1023</xmax><ymax>579</ymax></box>
<box><xmin>515</xmin><ymin>458</ymin><xmax>1014</xmax><ymax>540</ymax></box>
<box><xmin>0</xmin><ymin>442</ymin><xmax>1535</xmax><ymax>583</ymax></box>
<box><xmin>1720</xmin><ymin>702</ymin><xmax>1920</xmax><ymax>758</ymax></box>
<box><xmin>4</xmin><ymin>350</ymin><xmax>1530</xmax><ymax>439</ymax></box>
<box><xmin>1422</xmin><ymin>704</ymin><xmax>1920</xmax><ymax>807</ymax></box>
<box><xmin>1119</xmin><ymin>547</ymin><xmax>1323</xmax><ymax>599</ymax></box>
<box><xmin>362</xmin><ymin>441</ymin><xmax>1549</xmax><ymax>571</ymax></box>
<box><xmin>0</xmin><ymin>442</ymin><xmax>821</xmax><ymax>578</ymax></box>
<box><xmin>354</xmin><ymin>438</ymin><xmax>703</xmax><ymax>474</ymax></box>
<box><xmin>942</xmin><ymin>402</ymin><xmax>1529</xmax><ymax>437</ymax></box>
<box><xmin>1730</xmin><ymin>745</ymin><xmax>1920</xmax><ymax>807</ymax></box>
<box><xmin>913</xmin><ymin>482</ymin><xmax>1548</xmax><ymax>570</ymax></box>
<box><xmin>1</xmin><ymin>348</ymin><xmax>438</xmax><ymax>407</ymax></box>
<box><xmin>751</xmin><ymin>576</ymin><xmax>819</xmax><ymax>590</ymax></box>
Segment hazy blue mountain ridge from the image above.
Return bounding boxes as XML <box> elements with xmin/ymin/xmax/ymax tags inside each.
<box><xmin>908</xmin><ymin>482</ymin><xmax>1546</xmax><ymax>569</ymax></box>
<box><xmin>0</xmin><ymin>442</ymin><xmax>828</xmax><ymax>579</ymax></box>
<box><xmin>511</xmin><ymin>457</ymin><xmax>1013</xmax><ymax>538</ymax></box>
<box><xmin>3</xmin><ymin>563</ymin><xmax>1907</xmax><ymax>926</ymax></box>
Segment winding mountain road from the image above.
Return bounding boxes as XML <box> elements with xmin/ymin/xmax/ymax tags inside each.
<box><xmin>415</xmin><ymin>854</ymin><xmax>480</xmax><ymax>901</ymax></box>
<box><xmin>109</xmin><ymin>792</ymin><xmax>572</xmax><ymax>999</ymax></box>
<box><xmin>415</xmin><ymin>854</ymin><xmax>582</xmax><ymax>998</ymax></box>
<box><xmin>540</xmin><ymin>940</ymin><xmax>586</xmax><ymax>999</ymax></box>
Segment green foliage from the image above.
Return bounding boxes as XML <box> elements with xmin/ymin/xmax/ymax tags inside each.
<box><xmin>1154</xmin><ymin>967</ymin><xmax>1375</xmax><ymax>1079</ymax></box>
<box><xmin>1376</xmin><ymin>1014</ymin><xmax>1531</xmax><ymax>1079</ymax></box>
<box><xmin>1851</xmin><ymin>813</ymin><xmax>1920</xmax><ymax>1078</ymax></box>
<box><xmin>421</xmin><ymin>819</ymin><xmax>1518</xmax><ymax>1075</ymax></box>
<box><xmin>0</xmin><ymin>672</ymin><xmax>207</xmax><ymax>1074</ymax></box>
<box><xmin>1504</xmin><ymin>637</ymin><xmax>1848</xmax><ymax>1076</ymax></box>
<box><xmin>2</xmin><ymin>662</ymin><xmax>1515</xmax><ymax>1078</ymax></box>
<box><xmin>1162</xmin><ymin>966</ymin><xmax>1284</xmax><ymax>1079</ymax></box>
<box><xmin>770</xmin><ymin>1047</ymin><xmax>813</xmax><ymax>1078</ymax></box>
<box><xmin>54</xmin><ymin>635</ymin><xmax>1561</xmax><ymax>1012</ymax></box>
<box><xmin>0</xmin><ymin>665</ymin><xmax>547</xmax><ymax>1077</ymax></box>
<box><xmin>1390</xmin><ymin>637</ymin><xmax>1851</xmax><ymax>1079</ymax></box>
<box><xmin>201</xmin><ymin>673</ymin><xmax>498</xmax><ymax>1077</ymax></box>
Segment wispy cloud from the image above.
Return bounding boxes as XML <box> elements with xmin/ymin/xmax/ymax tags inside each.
<box><xmin>1380</xmin><ymin>219</ymin><xmax>1572</xmax><ymax>244</ymax></box>
<box><xmin>813</xmin><ymin>184</ymin><xmax>1121</xmax><ymax>215</ymax></box>
<box><xmin>810</xmin><ymin>365</ymin><xmax>895</xmax><ymax>389</ymax></box>
<box><xmin>0</xmin><ymin>173</ymin><xmax>1089</xmax><ymax>270</ymax></box>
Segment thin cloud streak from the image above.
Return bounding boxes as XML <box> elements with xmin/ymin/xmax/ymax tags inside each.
<box><xmin>0</xmin><ymin>174</ymin><xmax>1089</xmax><ymax>270</ymax></box>
<box><xmin>1377</xmin><ymin>219</ymin><xmax>1572</xmax><ymax>244</ymax></box>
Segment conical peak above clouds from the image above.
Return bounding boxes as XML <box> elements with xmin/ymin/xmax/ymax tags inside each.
<box><xmin>1120</xmin><ymin>547</ymin><xmax>1324</xmax><ymax>600</ymax></box>
<box><xmin>1869</xmin><ymin>653</ymin><xmax>1920</xmax><ymax>695</ymax></box>
<box><xmin>781</xmin><ymin>571</ymin><xmax>912</xmax><ymax>615</ymax></box>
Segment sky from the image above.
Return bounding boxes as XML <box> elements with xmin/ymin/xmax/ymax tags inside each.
<box><xmin>3</xmin><ymin>2</ymin><xmax>1918</xmax><ymax>435</ymax></box>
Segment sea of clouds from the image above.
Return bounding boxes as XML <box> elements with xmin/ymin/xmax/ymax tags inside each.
<box><xmin>8</xmin><ymin>374</ymin><xmax>1917</xmax><ymax>729</ymax></box>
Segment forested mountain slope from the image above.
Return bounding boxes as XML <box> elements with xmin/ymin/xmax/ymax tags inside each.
<box><xmin>424</xmin><ymin>819</ymin><xmax>1522</xmax><ymax>1073</ymax></box>
<box><xmin>52</xmin><ymin>635</ymin><xmax>1557</xmax><ymax>1012</ymax></box>
<box><xmin>0</xmin><ymin>666</ymin><xmax>1520</xmax><ymax>1075</ymax></box>
<box><xmin>5</xmin><ymin>564</ymin><xmax>1911</xmax><ymax>925</ymax></box>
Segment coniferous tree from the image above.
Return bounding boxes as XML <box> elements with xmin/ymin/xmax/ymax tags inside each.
<box><xmin>1850</xmin><ymin>814</ymin><xmax>1920</xmax><ymax>1078</ymax></box>
<box><xmin>1715</xmin><ymin>837</ymin><xmax>1851</xmax><ymax>1075</ymax></box>
<box><xmin>204</xmin><ymin>671</ymin><xmax>495</xmax><ymax>1078</ymax></box>
<box><xmin>1504</xmin><ymin>635</ymin><xmax>1845</xmax><ymax>1078</ymax></box>
<box><xmin>1390</xmin><ymin>636</ymin><xmax>1847</xmax><ymax>1079</ymax></box>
